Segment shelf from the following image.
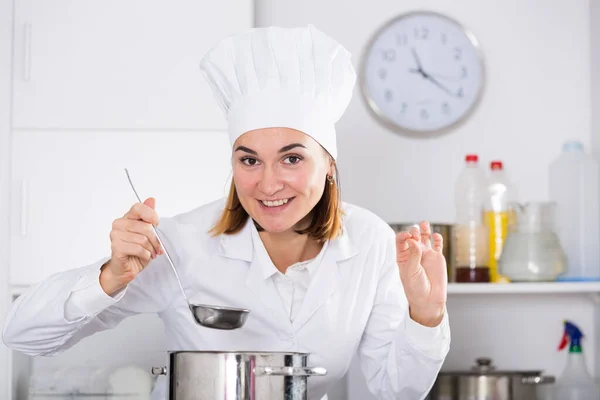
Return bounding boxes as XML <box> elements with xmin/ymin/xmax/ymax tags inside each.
<box><xmin>448</xmin><ymin>281</ymin><xmax>600</xmax><ymax>295</ymax></box>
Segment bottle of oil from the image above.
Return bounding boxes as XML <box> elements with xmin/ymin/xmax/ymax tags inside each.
<box><xmin>452</xmin><ymin>154</ymin><xmax>490</xmax><ymax>283</ymax></box>
<box><xmin>484</xmin><ymin>161</ymin><xmax>515</xmax><ymax>283</ymax></box>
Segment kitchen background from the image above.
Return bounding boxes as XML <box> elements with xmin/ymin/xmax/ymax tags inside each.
<box><xmin>0</xmin><ymin>0</ymin><xmax>599</xmax><ymax>399</ymax></box>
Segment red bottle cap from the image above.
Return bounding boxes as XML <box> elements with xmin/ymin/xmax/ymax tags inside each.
<box><xmin>491</xmin><ymin>161</ymin><xmax>503</xmax><ymax>170</ymax></box>
<box><xmin>465</xmin><ymin>154</ymin><xmax>478</xmax><ymax>163</ymax></box>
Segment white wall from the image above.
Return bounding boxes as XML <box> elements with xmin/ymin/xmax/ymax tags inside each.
<box><xmin>3</xmin><ymin>1</ymin><xmax>596</xmax><ymax>400</ymax></box>
<box><xmin>593</xmin><ymin>1</ymin><xmax>600</xmax><ymax>157</ymax></box>
<box><xmin>1</xmin><ymin>0</ymin><xmax>13</xmax><ymax>398</ymax></box>
<box><xmin>257</xmin><ymin>1</ymin><xmax>596</xmax><ymax>399</ymax></box>
<box><xmin>256</xmin><ymin>0</ymin><xmax>592</xmax><ymax>224</ymax></box>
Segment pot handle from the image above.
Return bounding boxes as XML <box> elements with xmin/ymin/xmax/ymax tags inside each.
<box><xmin>521</xmin><ymin>376</ymin><xmax>555</xmax><ymax>385</ymax></box>
<box><xmin>254</xmin><ymin>366</ymin><xmax>327</xmax><ymax>377</ymax></box>
<box><xmin>151</xmin><ymin>366</ymin><xmax>167</xmax><ymax>376</ymax></box>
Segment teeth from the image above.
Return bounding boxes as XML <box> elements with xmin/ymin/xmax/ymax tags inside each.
<box><xmin>262</xmin><ymin>198</ymin><xmax>289</xmax><ymax>207</ymax></box>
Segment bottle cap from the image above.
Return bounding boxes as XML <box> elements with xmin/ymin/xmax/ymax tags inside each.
<box><xmin>562</xmin><ymin>141</ymin><xmax>584</xmax><ymax>152</ymax></box>
<box><xmin>491</xmin><ymin>161</ymin><xmax>503</xmax><ymax>170</ymax></box>
<box><xmin>465</xmin><ymin>154</ymin><xmax>478</xmax><ymax>163</ymax></box>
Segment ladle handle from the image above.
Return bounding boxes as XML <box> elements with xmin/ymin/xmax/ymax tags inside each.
<box><xmin>124</xmin><ymin>168</ymin><xmax>189</xmax><ymax>304</ymax></box>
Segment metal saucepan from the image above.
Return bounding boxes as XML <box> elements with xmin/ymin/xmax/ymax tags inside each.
<box><xmin>152</xmin><ymin>351</ymin><xmax>327</xmax><ymax>400</ymax></box>
<box><xmin>427</xmin><ymin>357</ymin><xmax>555</xmax><ymax>400</ymax></box>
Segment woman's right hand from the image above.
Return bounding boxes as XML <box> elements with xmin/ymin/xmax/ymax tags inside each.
<box><xmin>100</xmin><ymin>197</ymin><xmax>163</xmax><ymax>296</ymax></box>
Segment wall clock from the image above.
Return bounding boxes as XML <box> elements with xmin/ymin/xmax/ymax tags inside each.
<box><xmin>360</xmin><ymin>11</ymin><xmax>485</xmax><ymax>136</ymax></box>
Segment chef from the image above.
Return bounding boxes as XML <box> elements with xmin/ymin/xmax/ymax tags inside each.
<box><xmin>2</xmin><ymin>25</ymin><xmax>450</xmax><ymax>400</ymax></box>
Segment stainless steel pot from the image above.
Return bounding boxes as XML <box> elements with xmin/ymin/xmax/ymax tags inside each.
<box><xmin>427</xmin><ymin>358</ymin><xmax>555</xmax><ymax>400</ymax></box>
<box><xmin>152</xmin><ymin>351</ymin><xmax>326</xmax><ymax>400</ymax></box>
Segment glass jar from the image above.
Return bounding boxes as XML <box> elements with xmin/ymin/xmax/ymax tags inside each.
<box><xmin>498</xmin><ymin>202</ymin><xmax>566</xmax><ymax>281</ymax></box>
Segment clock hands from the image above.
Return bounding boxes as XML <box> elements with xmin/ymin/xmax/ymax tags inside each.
<box><xmin>422</xmin><ymin>74</ymin><xmax>459</xmax><ymax>98</ymax></box>
<box><xmin>408</xmin><ymin>68</ymin><xmax>462</xmax><ymax>82</ymax></box>
<box><xmin>409</xmin><ymin>47</ymin><xmax>460</xmax><ymax>98</ymax></box>
<box><xmin>411</xmin><ymin>48</ymin><xmax>424</xmax><ymax>71</ymax></box>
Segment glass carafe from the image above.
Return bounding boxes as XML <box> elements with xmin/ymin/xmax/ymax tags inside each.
<box><xmin>498</xmin><ymin>202</ymin><xmax>566</xmax><ymax>281</ymax></box>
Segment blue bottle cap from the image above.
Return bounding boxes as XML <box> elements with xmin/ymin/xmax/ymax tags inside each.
<box><xmin>562</xmin><ymin>141</ymin><xmax>584</xmax><ymax>152</ymax></box>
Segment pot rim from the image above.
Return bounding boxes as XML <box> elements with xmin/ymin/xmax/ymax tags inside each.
<box><xmin>388</xmin><ymin>223</ymin><xmax>453</xmax><ymax>227</ymax></box>
<box><xmin>438</xmin><ymin>370</ymin><xmax>543</xmax><ymax>377</ymax></box>
<box><xmin>167</xmin><ymin>351</ymin><xmax>311</xmax><ymax>356</ymax></box>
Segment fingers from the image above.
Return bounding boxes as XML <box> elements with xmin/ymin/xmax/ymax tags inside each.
<box><xmin>396</xmin><ymin>231</ymin><xmax>410</xmax><ymax>253</ymax></box>
<box><xmin>396</xmin><ymin>228</ymin><xmax>422</xmax><ymax>262</ymax></box>
<box><xmin>419</xmin><ymin>221</ymin><xmax>431</xmax><ymax>248</ymax></box>
<box><xmin>116</xmin><ymin>231</ymin><xmax>159</xmax><ymax>259</ymax></box>
<box><xmin>397</xmin><ymin>236</ymin><xmax>423</xmax><ymax>278</ymax></box>
<box><xmin>124</xmin><ymin>200</ymin><xmax>160</xmax><ymax>227</ymax></box>
<box><xmin>432</xmin><ymin>232</ymin><xmax>443</xmax><ymax>253</ymax></box>
<box><xmin>112</xmin><ymin>219</ymin><xmax>163</xmax><ymax>255</ymax></box>
<box><xmin>143</xmin><ymin>197</ymin><xmax>156</xmax><ymax>210</ymax></box>
<box><xmin>115</xmin><ymin>241</ymin><xmax>153</xmax><ymax>263</ymax></box>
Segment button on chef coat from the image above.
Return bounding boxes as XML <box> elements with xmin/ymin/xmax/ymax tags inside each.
<box><xmin>3</xmin><ymin>198</ymin><xmax>451</xmax><ymax>400</ymax></box>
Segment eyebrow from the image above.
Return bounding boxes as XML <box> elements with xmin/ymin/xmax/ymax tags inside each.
<box><xmin>279</xmin><ymin>143</ymin><xmax>306</xmax><ymax>153</ymax></box>
<box><xmin>234</xmin><ymin>143</ymin><xmax>306</xmax><ymax>155</ymax></box>
<box><xmin>234</xmin><ymin>146</ymin><xmax>257</xmax><ymax>155</ymax></box>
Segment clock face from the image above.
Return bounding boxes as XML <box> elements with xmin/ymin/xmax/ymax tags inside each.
<box><xmin>360</xmin><ymin>11</ymin><xmax>485</xmax><ymax>135</ymax></box>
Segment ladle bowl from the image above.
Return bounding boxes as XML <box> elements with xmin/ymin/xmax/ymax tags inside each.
<box><xmin>190</xmin><ymin>304</ymin><xmax>250</xmax><ymax>330</ymax></box>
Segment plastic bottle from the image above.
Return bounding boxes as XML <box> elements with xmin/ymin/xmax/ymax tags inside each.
<box><xmin>483</xmin><ymin>161</ymin><xmax>515</xmax><ymax>283</ymax></box>
<box><xmin>452</xmin><ymin>154</ymin><xmax>490</xmax><ymax>283</ymax></box>
<box><xmin>549</xmin><ymin>141</ymin><xmax>600</xmax><ymax>281</ymax></box>
<box><xmin>554</xmin><ymin>320</ymin><xmax>600</xmax><ymax>400</ymax></box>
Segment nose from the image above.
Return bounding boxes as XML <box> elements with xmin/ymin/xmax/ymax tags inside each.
<box><xmin>258</xmin><ymin>166</ymin><xmax>284</xmax><ymax>196</ymax></box>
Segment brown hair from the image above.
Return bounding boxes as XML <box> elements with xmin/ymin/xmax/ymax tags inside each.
<box><xmin>209</xmin><ymin>166</ymin><xmax>343</xmax><ymax>243</ymax></box>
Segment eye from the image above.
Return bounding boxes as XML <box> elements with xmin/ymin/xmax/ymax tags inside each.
<box><xmin>240</xmin><ymin>157</ymin><xmax>258</xmax><ymax>166</ymax></box>
<box><xmin>284</xmin><ymin>155</ymin><xmax>303</xmax><ymax>165</ymax></box>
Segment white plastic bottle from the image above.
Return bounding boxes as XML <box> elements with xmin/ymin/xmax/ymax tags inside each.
<box><xmin>452</xmin><ymin>154</ymin><xmax>489</xmax><ymax>283</ymax></box>
<box><xmin>549</xmin><ymin>141</ymin><xmax>600</xmax><ymax>281</ymax></box>
<box><xmin>553</xmin><ymin>320</ymin><xmax>600</xmax><ymax>400</ymax></box>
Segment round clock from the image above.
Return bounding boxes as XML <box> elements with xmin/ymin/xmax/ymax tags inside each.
<box><xmin>360</xmin><ymin>11</ymin><xmax>485</xmax><ymax>136</ymax></box>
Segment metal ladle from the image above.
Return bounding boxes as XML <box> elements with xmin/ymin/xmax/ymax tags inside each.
<box><xmin>124</xmin><ymin>168</ymin><xmax>250</xmax><ymax>330</ymax></box>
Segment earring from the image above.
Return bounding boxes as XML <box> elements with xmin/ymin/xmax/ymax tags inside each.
<box><xmin>327</xmin><ymin>175</ymin><xmax>334</xmax><ymax>185</ymax></box>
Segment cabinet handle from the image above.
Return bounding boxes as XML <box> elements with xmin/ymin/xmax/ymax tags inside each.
<box><xmin>20</xmin><ymin>180</ymin><xmax>27</xmax><ymax>237</ymax></box>
<box><xmin>23</xmin><ymin>23</ymin><xmax>31</xmax><ymax>81</ymax></box>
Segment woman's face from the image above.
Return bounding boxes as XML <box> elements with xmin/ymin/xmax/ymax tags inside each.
<box><xmin>232</xmin><ymin>127</ymin><xmax>333</xmax><ymax>234</ymax></box>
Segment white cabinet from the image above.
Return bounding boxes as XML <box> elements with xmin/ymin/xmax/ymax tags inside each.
<box><xmin>11</xmin><ymin>0</ymin><xmax>252</xmax><ymax>130</ymax></box>
<box><xmin>10</xmin><ymin>130</ymin><xmax>233</xmax><ymax>286</ymax></box>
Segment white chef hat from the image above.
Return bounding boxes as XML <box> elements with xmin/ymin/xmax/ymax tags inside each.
<box><xmin>199</xmin><ymin>25</ymin><xmax>356</xmax><ymax>160</ymax></box>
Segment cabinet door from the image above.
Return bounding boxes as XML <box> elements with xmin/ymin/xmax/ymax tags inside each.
<box><xmin>10</xmin><ymin>130</ymin><xmax>233</xmax><ymax>286</ymax></box>
<box><xmin>12</xmin><ymin>0</ymin><xmax>252</xmax><ymax>130</ymax></box>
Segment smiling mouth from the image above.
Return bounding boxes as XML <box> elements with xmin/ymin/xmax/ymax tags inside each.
<box><xmin>259</xmin><ymin>198</ymin><xmax>294</xmax><ymax>207</ymax></box>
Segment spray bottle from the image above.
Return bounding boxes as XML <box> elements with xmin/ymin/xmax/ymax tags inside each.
<box><xmin>554</xmin><ymin>320</ymin><xmax>599</xmax><ymax>400</ymax></box>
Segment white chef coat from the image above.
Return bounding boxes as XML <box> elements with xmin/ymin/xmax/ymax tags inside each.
<box><xmin>252</xmin><ymin>222</ymin><xmax>329</xmax><ymax>323</ymax></box>
<box><xmin>2</xmin><ymin>198</ymin><xmax>451</xmax><ymax>400</ymax></box>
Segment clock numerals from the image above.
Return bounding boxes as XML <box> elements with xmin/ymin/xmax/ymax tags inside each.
<box><xmin>382</xmin><ymin>49</ymin><xmax>396</xmax><ymax>62</ymax></box>
<box><xmin>396</xmin><ymin>34</ymin><xmax>408</xmax><ymax>46</ymax></box>
<box><xmin>400</xmin><ymin>102</ymin><xmax>408</xmax><ymax>114</ymax></box>
<box><xmin>454</xmin><ymin>47</ymin><xmax>462</xmax><ymax>61</ymax></box>
<box><xmin>384</xmin><ymin>90</ymin><xmax>393</xmax><ymax>103</ymax></box>
<box><xmin>442</xmin><ymin>102</ymin><xmax>451</xmax><ymax>114</ymax></box>
<box><xmin>362</xmin><ymin>12</ymin><xmax>484</xmax><ymax>134</ymax></box>
<box><xmin>414</xmin><ymin>26</ymin><xmax>429</xmax><ymax>40</ymax></box>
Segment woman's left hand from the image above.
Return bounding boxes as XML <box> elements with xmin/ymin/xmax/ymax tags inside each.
<box><xmin>396</xmin><ymin>221</ymin><xmax>448</xmax><ymax>327</ymax></box>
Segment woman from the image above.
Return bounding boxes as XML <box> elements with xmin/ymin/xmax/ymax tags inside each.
<box><xmin>2</xmin><ymin>25</ymin><xmax>450</xmax><ymax>399</ymax></box>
